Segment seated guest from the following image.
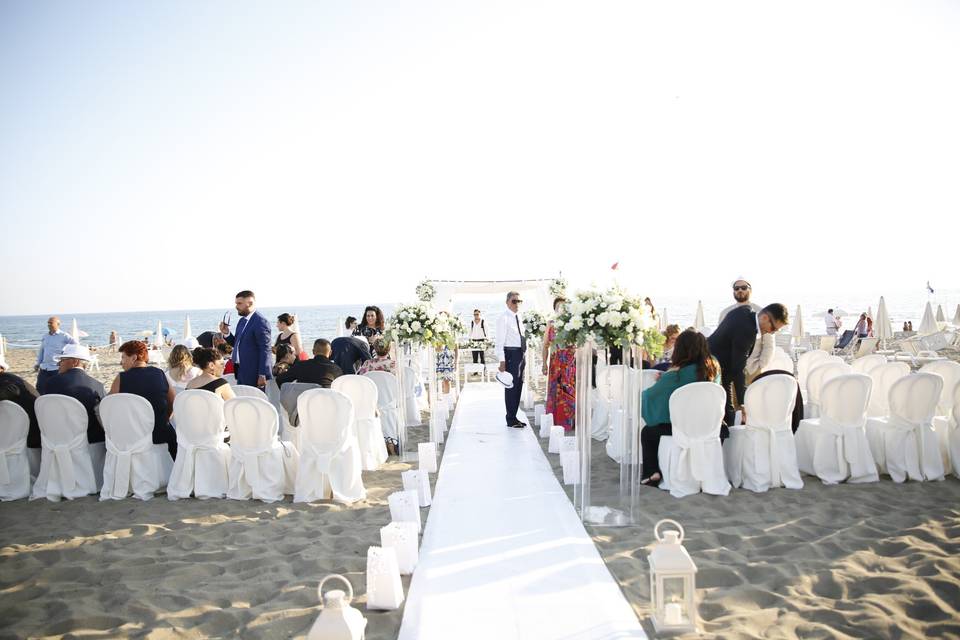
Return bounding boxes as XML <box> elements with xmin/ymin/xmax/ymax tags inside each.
<box><xmin>273</xmin><ymin>343</ymin><xmax>297</xmax><ymax>378</ymax></box>
<box><xmin>44</xmin><ymin>344</ymin><xmax>105</xmax><ymax>444</ymax></box>
<box><xmin>275</xmin><ymin>313</ymin><xmax>305</xmax><ymax>359</ymax></box>
<box><xmin>652</xmin><ymin>324</ymin><xmax>681</xmax><ymax>371</ymax></box>
<box><xmin>165</xmin><ymin>344</ymin><xmax>201</xmax><ymax>393</ymax></box>
<box><xmin>344</xmin><ymin>316</ymin><xmax>358</xmax><ymax>335</ymax></box>
<box><xmin>185</xmin><ymin>347</ymin><xmax>236</xmax><ymax>401</ymax></box>
<box><xmin>217</xmin><ymin>341</ymin><xmax>234</xmax><ymax>374</ymax></box>
<box><xmin>0</xmin><ymin>355</ymin><xmax>41</xmax><ymax>454</ymax></box>
<box><xmin>277</xmin><ymin>339</ymin><xmax>343</xmax><ymax>388</ymax></box>
<box><xmin>331</xmin><ymin>322</ymin><xmax>372</xmax><ymax>374</ymax></box>
<box><xmin>196</xmin><ymin>330</ymin><xmax>220</xmax><ymax>349</ymax></box>
<box><xmin>109</xmin><ymin>341</ymin><xmax>177</xmax><ymax>458</ymax></box>
<box><xmin>640</xmin><ymin>330</ymin><xmax>721</xmax><ymax>487</ymax></box>
<box><xmin>358</xmin><ymin>339</ymin><xmax>395</xmax><ymax>375</ymax></box>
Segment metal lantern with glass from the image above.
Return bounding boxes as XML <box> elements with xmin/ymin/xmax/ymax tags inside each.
<box><xmin>648</xmin><ymin>519</ymin><xmax>698</xmax><ymax>634</ymax></box>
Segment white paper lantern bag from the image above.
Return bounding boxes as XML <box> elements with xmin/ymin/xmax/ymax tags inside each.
<box><xmin>380</xmin><ymin>521</ymin><xmax>419</xmax><ymax>575</ymax></box>
<box><xmin>429</xmin><ymin>410</ymin><xmax>445</xmax><ymax>444</ymax></box>
<box><xmin>402</xmin><ymin>469</ymin><xmax>432</xmax><ymax>507</ymax></box>
<box><xmin>560</xmin><ymin>450</ymin><xmax>580</xmax><ymax>485</ymax></box>
<box><xmin>560</xmin><ymin>436</ymin><xmax>578</xmax><ymax>453</ymax></box>
<box><xmin>366</xmin><ymin>546</ymin><xmax>404</xmax><ymax>610</ymax></box>
<box><xmin>418</xmin><ymin>442</ymin><xmax>438</xmax><ymax>473</ymax></box>
<box><xmin>540</xmin><ymin>413</ymin><xmax>554</xmax><ymax>439</ymax></box>
<box><xmin>534</xmin><ymin>404</ymin><xmax>545</xmax><ymax>426</ymax></box>
<box><xmin>548</xmin><ymin>425</ymin><xmax>564</xmax><ymax>453</ymax></box>
<box><xmin>388</xmin><ymin>489</ymin><xmax>422</xmax><ymax>533</ymax></box>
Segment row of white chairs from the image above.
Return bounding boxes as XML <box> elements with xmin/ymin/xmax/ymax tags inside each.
<box><xmin>0</xmin><ymin>374</ymin><xmax>404</xmax><ymax>503</ymax></box>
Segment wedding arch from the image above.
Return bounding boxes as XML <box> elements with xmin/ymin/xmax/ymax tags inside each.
<box><xmin>425</xmin><ymin>278</ymin><xmax>556</xmax><ymax>312</ymax></box>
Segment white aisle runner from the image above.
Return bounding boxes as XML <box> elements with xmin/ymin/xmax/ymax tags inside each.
<box><xmin>399</xmin><ymin>383</ymin><xmax>647</xmax><ymax>640</ymax></box>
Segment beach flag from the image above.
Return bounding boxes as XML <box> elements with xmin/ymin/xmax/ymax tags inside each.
<box><xmin>610</xmin><ymin>261</ymin><xmax>619</xmax><ymax>270</ymax></box>
<box><xmin>926</xmin><ymin>281</ymin><xmax>935</xmax><ymax>294</ymax></box>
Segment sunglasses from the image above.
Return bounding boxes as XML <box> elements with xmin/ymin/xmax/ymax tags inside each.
<box><xmin>509</xmin><ymin>299</ymin><xmax>523</xmax><ymax>304</ymax></box>
<box><xmin>733</xmin><ymin>285</ymin><xmax>750</xmax><ymax>291</ymax></box>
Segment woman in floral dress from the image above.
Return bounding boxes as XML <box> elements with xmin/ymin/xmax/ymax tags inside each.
<box><xmin>542</xmin><ymin>297</ymin><xmax>576</xmax><ymax>430</ymax></box>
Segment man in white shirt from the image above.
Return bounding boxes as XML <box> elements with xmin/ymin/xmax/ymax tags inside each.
<box><xmin>717</xmin><ymin>278</ymin><xmax>763</xmax><ymax>325</ymax></box>
<box><xmin>824</xmin><ymin>309</ymin><xmax>841</xmax><ymax>336</ymax></box>
<box><xmin>496</xmin><ymin>291</ymin><xmax>527</xmax><ymax>428</ymax></box>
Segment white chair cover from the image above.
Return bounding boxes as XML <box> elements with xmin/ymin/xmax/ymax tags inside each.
<box><xmin>225</xmin><ymin>397</ymin><xmax>299</xmax><ymax>502</ymax></box>
<box><xmin>866</xmin><ymin>362</ymin><xmax>910</xmax><ymax>418</ymax></box>
<box><xmin>659</xmin><ymin>382</ymin><xmax>729</xmax><ymax>498</ymax></box>
<box><xmin>850</xmin><ymin>354</ymin><xmax>886</xmax><ymax>375</ymax></box>
<box><xmin>402</xmin><ymin>366</ymin><xmax>422</xmax><ymax>426</ymax></box>
<box><xmin>31</xmin><ymin>394</ymin><xmax>100</xmax><ymax>501</ymax></box>
<box><xmin>295</xmin><ymin>389</ymin><xmax>366</xmax><ymax>504</ymax></box>
<box><xmin>332</xmin><ymin>375</ymin><xmax>388</xmax><ymax>470</ymax></box>
<box><xmin>865</xmin><ymin>373</ymin><xmax>944</xmax><ymax>483</ymax></box>
<box><xmin>364</xmin><ymin>371</ymin><xmax>401</xmax><ymax>443</ymax></box>
<box><xmin>948</xmin><ymin>384</ymin><xmax>960</xmax><ymax>477</ymax></box>
<box><xmin>795</xmin><ymin>374</ymin><xmax>878</xmax><ymax>485</ymax></box>
<box><xmin>920</xmin><ymin>360</ymin><xmax>960</xmax><ymax>416</ymax></box>
<box><xmin>803</xmin><ymin>360</ymin><xmax>849</xmax><ymax>418</ymax></box>
<box><xmin>762</xmin><ymin>348</ymin><xmax>795</xmax><ymax>374</ymax></box>
<box><xmin>232</xmin><ymin>384</ymin><xmax>269</xmax><ymax>400</ymax></box>
<box><xmin>0</xmin><ymin>401</ymin><xmax>31</xmax><ymax>500</ymax></box>
<box><xmin>265</xmin><ymin>379</ymin><xmax>295</xmax><ymax>445</ymax></box>
<box><xmin>99</xmin><ymin>394</ymin><xmax>174</xmax><ymax>501</ymax></box>
<box><xmin>279</xmin><ymin>381</ymin><xmax>321</xmax><ymax>429</ymax></box>
<box><xmin>797</xmin><ymin>350</ymin><xmax>831</xmax><ymax>392</ymax></box>
<box><xmin>725</xmin><ymin>374</ymin><xmax>802</xmax><ymax>492</ymax></box>
<box><xmin>167</xmin><ymin>390</ymin><xmax>231</xmax><ymax>500</ymax></box>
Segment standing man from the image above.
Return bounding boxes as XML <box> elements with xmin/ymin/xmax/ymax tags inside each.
<box><xmin>331</xmin><ymin>318</ymin><xmax>373</xmax><ymax>374</ymax></box>
<box><xmin>824</xmin><ymin>309</ymin><xmax>842</xmax><ymax>336</ymax></box>
<box><xmin>44</xmin><ymin>344</ymin><xmax>106</xmax><ymax>445</ymax></box>
<box><xmin>496</xmin><ymin>291</ymin><xmax>527</xmax><ymax>428</ymax></box>
<box><xmin>717</xmin><ymin>278</ymin><xmax>763</xmax><ymax>325</ymax></box>
<box><xmin>219</xmin><ymin>290</ymin><xmax>272</xmax><ymax>389</ymax></box>
<box><xmin>469</xmin><ymin>309</ymin><xmax>487</xmax><ymax>365</ymax></box>
<box><xmin>33</xmin><ymin>316</ymin><xmax>76</xmax><ymax>394</ymax></box>
<box><xmin>707</xmin><ymin>303</ymin><xmax>789</xmax><ymax>433</ymax></box>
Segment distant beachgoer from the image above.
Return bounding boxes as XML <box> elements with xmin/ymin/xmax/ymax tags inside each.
<box><xmin>866</xmin><ymin>315</ymin><xmax>874</xmax><ymax>337</ymax></box>
<box><xmin>186</xmin><ymin>347</ymin><xmax>235</xmax><ymax>402</ymax></box>
<box><xmin>276</xmin><ymin>339</ymin><xmax>343</xmax><ymax>388</ymax></box>
<box><xmin>358</xmin><ymin>339</ymin><xmax>395</xmax><ymax>375</ymax></box>
<box><xmin>272</xmin><ymin>343</ymin><xmax>297</xmax><ymax>378</ymax></box>
<box><xmin>165</xmin><ymin>344</ymin><xmax>201</xmax><ymax>394</ymax></box>
<box><xmin>218</xmin><ymin>290</ymin><xmax>272</xmax><ymax>389</ymax></box>
<box><xmin>353</xmin><ymin>306</ymin><xmax>385</xmax><ymax>346</ymax></box>
<box><xmin>275</xmin><ymin>313</ymin><xmax>305</xmax><ymax>359</ymax></box>
<box><xmin>543</xmin><ymin>297</ymin><xmax>575</xmax><ymax>431</ymax></box>
<box><xmin>854</xmin><ymin>313</ymin><xmax>868</xmax><ymax>338</ymax></box>
<box><xmin>903</xmin><ymin>321</ymin><xmax>910</xmax><ymax>332</ymax></box>
<box><xmin>824</xmin><ymin>308</ymin><xmax>841</xmax><ymax>336</ymax></box>
<box><xmin>34</xmin><ymin>316</ymin><xmax>76</xmax><ymax>394</ymax></box>
<box><xmin>0</xmin><ymin>355</ymin><xmax>41</xmax><ymax>456</ymax></box>
<box><xmin>908</xmin><ymin>321</ymin><xmax>913</xmax><ymax>332</ymax></box>
<box><xmin>110</xmin><ymin>340</ymin><xmax>177</xmax><ymax>459</ymax></box>
<box><xmin>44</xmin><ymin>344</ymin><xmax>105</xmax><ymax>444</ymax></box>
<box><xmin>718</xmin><ymin>277</ymin><xmax>763</xmax><ymax>325</ymax></box>
<box><xmin>108</xmin><ymin>331</ymin><xmax>120</xmax><ymax>350</ymax></box>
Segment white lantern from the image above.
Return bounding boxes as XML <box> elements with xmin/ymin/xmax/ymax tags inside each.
<box><xmin>534</xmin><ymin>404</ymin><xmax>545</xmax><ymax>426</ymax></box>
<box><xmin>380</xmin><ymin>521</ymin><xmax>419</xmax><ymax>575</ymax></box>
<box><xmin>540</xmin><ymin>412</ymin><xmax>554</xmax><ymax>439</ymax></box>
<box><xmin>308</xmin><ymin>574</ymin><xmax>367</xmax><ymax>640</ymax></box>
<box><xmin>548</xmin><ymin>425</ymin><xmax>564</xmax><ymax>453</ymax></box>
<box><xmin>388</xmin><ymin>490</ymin><xmax>422</xmax><ymax>533</ymax></box>
<box><xmin>402</xmin><ymin>469</ymin><xmax>432</xmax><ymax>507</ymax></box>
<box><xmin>559</xmin><ymin>450</ymin><xmax>580</xmax><ymax>485</ymax></box>
<box><xmin>648</xmin><ymin>519</ymin><xmax>698</xmax><ymax>634</ymax></box>
<box><xmin>418</xmin><ymin>442</ymin><xmax>438</xmax><ymax>473</ymax></box>
<box><xmin>366</xmin><ymin>546</ymin><xmax>405</xmax><ymax>610</ymax></box>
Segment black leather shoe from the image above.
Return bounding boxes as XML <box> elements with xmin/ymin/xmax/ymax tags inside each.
<box><xmin>509</xmin><ymin>421</ymin><xmax>526</xmax><ymax>429</ymax></box>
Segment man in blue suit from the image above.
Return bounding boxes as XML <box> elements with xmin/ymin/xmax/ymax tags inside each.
<box><xmin>219</xmin><ymin>290</ymin><xmax>272</xmax><ymax>389</ymax></box>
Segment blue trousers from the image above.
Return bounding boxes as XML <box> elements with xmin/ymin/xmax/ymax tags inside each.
<box><xmin>36</xmin><ymin>368</ymin><xmax>58</xmax><ymax>395</ymax></box>
<box><xmin>503</xmin><ymin>347</ymin><xmax>526</xmax><ymax>425</ymax></box>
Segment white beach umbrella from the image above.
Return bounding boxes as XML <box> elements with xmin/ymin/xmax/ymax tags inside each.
<box><xmin>0</xmin><ymin>331</ymin><xmax>5</xmax><ymax>357</ymax></box>
<box><xmin>337</xmin><ymin>317</ymin><xmax>344</xmax><ymax>338</ymax></box>
<box><xmin>153</xmin><ymin>320</ymin><xmax>164</xmax><ymax>347</ymax></box>
<box><xmin>792</xmin><ymin>305</ymin><xmax>804</xmax><ymax>338</ymax></box>
<box><xmin>658</xmin><ymin>308</ymin><xmax>669</xmax><ymax>331</ymax></box>
<box><xmin>183</xmin><ymin>315</ymin><xmax>193</xmax><ymax>339</ymax></box>
<box><xmin>954</xmin><ymin>304</ymin><xmax>960</xmax><ymax>326</ymax></box>
<box><xmin>874</xmin><ymin>297</ymin><xmax>892</xmax><ymax>345</ymax></box>
<box><xmin>867</xmin><ymin>306</ymin><xmax>873</xmax><ymax>318</ymax></box>
<box><xmin>918</xmin><ymin>302</ymin><xmax>937</xmax><ymax>335</ymax></box>
<box><xmin>936</xmin><ymin>304</ymin><xmax>946</xmax><ymax>323</ymax></box>
<box><xmin>69</xmin><ymin>318</ymin><xmax>88</xmax><ymax>342</ymax></box>
<box><xmin>694</xmin><ymin>301</ymin><xmax>705</xmax><ymax>331</ymax></box>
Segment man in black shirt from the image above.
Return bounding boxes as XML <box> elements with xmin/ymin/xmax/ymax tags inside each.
<box><xmin>43</xmin><ymin>344</ymin><xmax>106</xmax><ymax>443</ymax></box>
<box><xmin>276</xmin><ymin>339</ymin><xmax>344</xmax><ymax>388</ymax></box>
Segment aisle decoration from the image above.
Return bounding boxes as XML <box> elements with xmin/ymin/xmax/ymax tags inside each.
<box><xmin>549</xmin><ymin>277</ymin><xmax>568</xmax><ymax>298</ymax></box>
<box><xmin>415</xmin><ymin>280</ymin><xmax>436</xmax><ymax>303</ymax></box>
<box><xmin>386</xmin><ymin>303</ymin><xmax>437</xmax><ymax>346</ymax></box>
<box><xmin>553</xmin><ymin>286</ymin><xmax>664</xmax><ymax>357</ymax></box>
<box><xmin>523</xmin><ymin>310</ymin><xmax>548</xmax><ymax>340</ymax></box>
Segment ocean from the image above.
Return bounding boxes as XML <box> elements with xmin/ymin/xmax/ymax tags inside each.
<box><xmin>2</xmin><ymin>290</ymin><xmax>957</xmax><ymax>350</ymax></box>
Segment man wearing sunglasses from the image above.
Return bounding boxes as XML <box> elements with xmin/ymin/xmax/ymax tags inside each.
<box><xmin>495</xmin><ymin>291</ymin><xmax>527</xmax><ymax>428</ymax></box>
<box><xmin>717</xmin><ymin>277</ymin><xmax>763</xmax><ymax>325</ymax></box>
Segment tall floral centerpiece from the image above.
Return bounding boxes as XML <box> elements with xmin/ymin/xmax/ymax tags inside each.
<box><xmin>523</xmin><ymin>309</ymin><xmax>548</xmax><ymax>341</ymax></box>
<box><xmin>549</xmin><ymin>277</ymin><xmax>568</xmax><ymax>298</ymax></box>
<box><xmin>553</xmin><ymin>287</ymin><xmax>664</xmax><ymax>357</ymax></box>
<box><xmin>415</xmin><ymin>280</ymin><xmax>436</xmax><ymax>303</ymax></box>
<box><xmin>386</xmin><ymin>303</ymin><xmax>438</xmax><ymax>346</ymax></box>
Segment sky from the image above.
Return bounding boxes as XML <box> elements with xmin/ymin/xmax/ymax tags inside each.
<box><xmin>1</xmin><ymin>0</ymin><xmax>958</xmax><ymax>315</ymax></box>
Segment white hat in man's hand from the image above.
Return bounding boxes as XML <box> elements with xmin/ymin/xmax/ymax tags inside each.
<box><xmin>496</xmin><ymin>370</ymin><xmax>514</xmax><ymax>388</ymax></box>
<box><xmin>54</xmin><ymin>344</ymin><xmax>92</xmax><ymax>362</ymax></box>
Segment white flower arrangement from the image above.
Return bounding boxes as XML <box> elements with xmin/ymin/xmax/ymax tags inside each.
<box><xmin>548</xmin><ymin>277</ymin><xmax>568</xmax><ymax>298</ymax></box>
<box><xmin>386</xmin><ymin>303</ymin><xmax>464</xmax><ymax>349</ymax></box>
<box><xmin>415</xmin><ymin>280</ymin><xmax>436</xmax><ymax>302</ymax></box>
<box><xmin>522</xmin><ymin>309</ymin><xmax>548</xmax><ymax>340</ymax></box>
<box><xmin>553</xmin><ymin>286</ymin><xmax>665</xmax><ymax>357</ymax></box>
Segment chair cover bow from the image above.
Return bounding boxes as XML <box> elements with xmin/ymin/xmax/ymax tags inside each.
<box><xmin>105</xmin><ymin>434</ymin><xmax>154</xmax><ymax>498</ymax></box>
<box><xmin>40</xmin><ymin>432</ymin><xmax>87</xmax><ymax>493</ymax></box>
<box><xmin>815</xmin><ymin>416</ymin><xmax>873</xmax><ymax>480</ymax></box>
<box><xmin>882</xmin><ymin>416</ymin><xmax>943</xmax><ymax>481</ymax></box>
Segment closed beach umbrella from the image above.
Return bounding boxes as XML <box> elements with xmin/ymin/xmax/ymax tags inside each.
<box><xmin>918</xmin><ymin>302</ymin><xmax>937</xmax><ymax>335</ymax></box>
<box><xmin>659</xmin><ymin>308</ymin><xmax>669</xmax><ymax>331</ymax></box>
<box><xmin>936</xmin><ymin>304</ymin><xmax>946</xmax><ymax>323</ymax></box>
<box><xmin>69</xmin><ymin>318</ymin><xmax>88</xmax><ymax>342</ymax></box>
<box><xmin>153</xmin><ymin>320</ymin><xmax>164</xmax><ymax>347</ymax></box>
<box><xmin>874</xmin><ymin>297</ymin><xmax>892</xmax><ymax>345</ymax></box>
<box><xmin>954</xmin><ymin>304</ymin><xmax>960</xmax><ymax>326</ymax></box>
<box><xmin>183</xmin><ymin>315</ymin><xmax>193</xmax><ymax>339</ymax></box>
<box><xmin>337</xmin><ymin>317</ymin><xmax>344</xmax><ymax>338</ymax></box>
<box><xmin>792</xmin><ymin>305</ymin><xmax>804</xmax><ymax>338</ymax></box>
<box><xmin>0</xmin><ymin>331</ymin><xmax>5</xmax><ymax>357</ymax></box>
<box><xmin>694</xmin><ymin>301</ymin><xmax>705</xmax><ymax>331</ymax></box>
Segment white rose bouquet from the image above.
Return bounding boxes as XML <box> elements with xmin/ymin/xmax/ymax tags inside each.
<box><xmin>522</xmin><ymin>309</ymin><xmax>548</xmax><ymax>340</ymax></box>
<box><xmin>549</xmin><ymin>277</ymin><xmax>568</xmax><ymax>298</ymax></box>
<box><xmin>415</xmin><ymin>280</ymin><xmax>436</xmax><ymax>302</ymax></box>
<box><xmin>553</xmin><ymin>286</ymin><xmax>665</xmax><ymax>358</ymax></box>
<box><xmin>386</xmin><ymin>302</ymin><xmax>438</xmax><ymax>346</ymax></box>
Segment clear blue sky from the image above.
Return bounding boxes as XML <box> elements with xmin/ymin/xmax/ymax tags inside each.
<box><xmin>2</xmin><ymin>0</ymin><xmax>958</xmax><ymax>315</ymax></box>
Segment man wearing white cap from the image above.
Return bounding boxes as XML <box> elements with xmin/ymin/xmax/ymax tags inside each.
<box><xmin>42</xmin><ymin>344</ymin><xmax>106</xmax><ymax>444</ymax></box>
<box><xmin>496</xmin><ymin>291</ymin><xmax>527</xmax><ymax>428</ymax></box>
<box><xmin>717</xmin><ymin>278</ymin><xmax>763</xmax><ymax>325</ymax></box>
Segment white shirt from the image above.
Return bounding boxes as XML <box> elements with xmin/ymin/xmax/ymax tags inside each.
<box><xmin>718</xmin><ymin>301</ymin><xmax>763</xmax><ymax>325</ymax></box>
<box><xmin>470</xmin><ymin>318</ymin><xmax>486</xmax><ymax>340</ymax></box>
<box><xmin>495</xmin><ymin>308</ymin><xmax>523</xmax><ymax>362</ymax></box>
<box><xmin>745</xmin><ymin>314</ymin><xmax>776</xmax><ymax>375</ymax></box>
<box><xmin>825</xmin><ymin>314</ymin><xmax>841</xmax><ymax>336</ymax></box>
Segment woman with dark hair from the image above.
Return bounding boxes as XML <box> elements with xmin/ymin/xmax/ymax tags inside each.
<box><xmin>652</xmin><ymin>324</ymin><xmax>682</xmax><ymax>371</ymax></box>
<box><xmin>639</xmin><ymin>330</ymin><xmax>721</xmax><ymax>486</ymax></box>
<box><xmin>353</xmin><ymin>306</ymin><xmax>385</xmax><ymax>346</ymax></box>
<box><xmin>186</xmin><ymin>347</ymin><xmax>236</xmax><ymax>402</ymax></box>
<box><xmin>110</xmin><ymin>340</ymin><xmax>177</xmax><ymax>458</ymax></box>
<box><xmin>275</xmin><ymin>313</ymin><xmax>305</xmax><ymax>359</ymax></box>
<box><xmin>542</xmin><ymin>297</ymin><xmax>576</xmax><ymax>430</ymax></box>
<box><xmin>273</xmin><ymin>343</ymin><xmax>297</xmax><ymax>378</ymax></box>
